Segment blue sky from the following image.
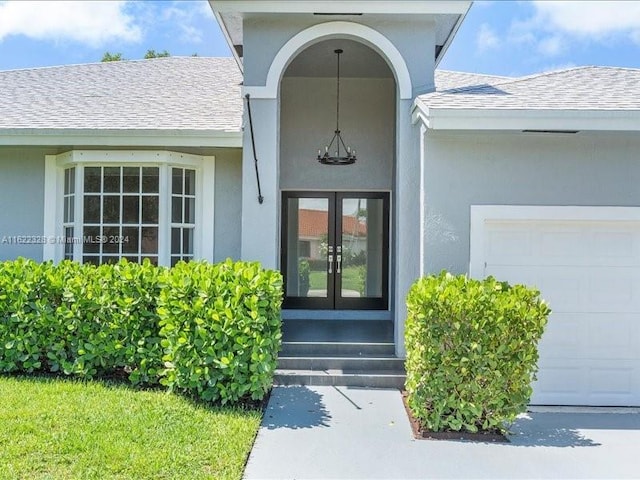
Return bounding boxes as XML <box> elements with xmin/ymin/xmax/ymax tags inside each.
<box><xmin>1</xmin><ymin>1</ymin><xmax>640</xmax><ymax>76</ymax></box>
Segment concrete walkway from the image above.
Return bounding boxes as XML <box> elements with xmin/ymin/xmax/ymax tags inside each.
<box><xmin>244</xmin><ymin>386</ymin><xmax>640</xmax><ymax>480</ymax></box>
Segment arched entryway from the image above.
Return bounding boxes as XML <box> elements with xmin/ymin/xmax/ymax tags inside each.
<box><xmin>279</xmin><ymin>38</ymin><xmax>397</xmax><ymax>313</ymax></box>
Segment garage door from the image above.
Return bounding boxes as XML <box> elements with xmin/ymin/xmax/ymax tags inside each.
<box><xmin>470</xmin><ymin>206</ymin><xmax>640</xmax><ymax>406</ymax></box>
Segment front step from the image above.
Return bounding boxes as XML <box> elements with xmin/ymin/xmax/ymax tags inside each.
<box><xmin>277</xmin><ymin>356</ymin><xmax>404</xmax><ymax>371</ymax></box>
<box><xmin>276</xmin><ymin>319</ymin><xmax>405</xmax><ymax>389</ymax></box>
<box><xmin>280</xmin><ymin>341</ymin><xmax>396</xmax><ymax>357</ymax></box>
<box><xmin>274</xmin><ymin>369</ymin><xmax>406</xmax><ymax>389</ymax></box>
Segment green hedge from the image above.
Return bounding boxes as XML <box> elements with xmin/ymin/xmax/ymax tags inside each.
<box><xmin>405</xmin><ymin>272</ymin><xmax>550</xmax><ymax>433</ymax></box>
<box><xmin>0</xmin><ymin>258</ymin><xmax>282</xmax><ymax>404</ymax></box>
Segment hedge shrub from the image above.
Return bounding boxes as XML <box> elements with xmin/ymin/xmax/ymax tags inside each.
<box><xmin>405</xmin><ymin>272</ymin><xmax>550</xmax><ymax>434</ymax></box>
<box><xmin>0</xmin><ymin>258</ymin><xmax>282</xmax><ymax>404</ymax></box>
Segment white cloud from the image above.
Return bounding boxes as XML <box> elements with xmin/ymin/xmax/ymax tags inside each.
<box><xmin>477</xmin><ymin>23</ymin><xmax>499</xmax><ymax>52</ymax></box>
<box><xmin>160</xmin><ymin>2</ymin><xmax>212</xmax><ymax>44</ymax></box>
<box><xmin>0</xmin><ymin>1</ymin><xmax>141</xmax><ymax>47</ymax></box>
<box><xmin>537</xmin><ymin>36</ymin><xmax>565</xmax><ymax>56</ymax></box>
<box><xmin>532</xmin><ymin>1</ymin><xmax>640</xmax><ymax>40</ymax></box>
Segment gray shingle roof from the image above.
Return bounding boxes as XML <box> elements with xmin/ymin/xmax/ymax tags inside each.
<box><xmin>426</xmin><ymin>66</ymin><xmax>640</xmax><ymax>110</ymax></box>
<box><xmin>0</xmin><ymin>57</ymin><xmax>242</xmax><ymax>132</ymax></box>
<box><xmin>434</xmin><ymin>70</ymin><xmax>510</xmax><ymax>92</ymax></box>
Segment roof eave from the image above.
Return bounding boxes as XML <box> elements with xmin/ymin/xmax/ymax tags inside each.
<box><xmin>0</xmin><ymin>129</ymin><xmax>243</xmax><ymax>148</ymax></box>
<box><xmin>413</xmin><ymin>104</ymin><xmax>640</xmax><ymax>132</ymax></box>
<box><xmin>213</xmin><ymin>9</ymin><xmax>243</xmax><ymax>73</ymax></box>
<box><xmin>435</xmin><ymin>3</ymin><xmax>472</xmax><ymax>67</ymax></box>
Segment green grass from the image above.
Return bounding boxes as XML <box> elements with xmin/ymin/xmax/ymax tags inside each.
<box><xmin>309</xmin><ymin>265</ymin><xmax>364</xmax><ymax>293</ymax></box>
<box><xmin>0</xmin><ymin>376</ymin><xmax>262</xmax><ymax>480</ymax></box>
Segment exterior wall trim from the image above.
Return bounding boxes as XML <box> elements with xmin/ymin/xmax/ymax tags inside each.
<box><xmin>213</xmin><ymin>1</ymin><xmax>470</xmax><ymax>15</ymax></box>
<box><xmin>413</xmin><ymin>102</ymin><xmax>640</xmax><ymax>131</ymax></box>
<box><xmin>243</xmin><ymin>21</ymin><xmax>413</xmax><ymax>100</ymax></box>
<box><xmin>469</xmin><ymin>205</ymin><xmax>640</xmax><ymax>278</ymax></box>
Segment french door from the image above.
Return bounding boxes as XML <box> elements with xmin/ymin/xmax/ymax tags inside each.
<box><xmin>281</xmin><ymin>191</ymin><xmax>389</xmax><ymax>310</ymax></box>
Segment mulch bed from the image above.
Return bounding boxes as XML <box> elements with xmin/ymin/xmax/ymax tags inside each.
<box><xmin>401</xmin><ymin>391</ymin><xmax>509</xmax><ymax>442</ymax></box>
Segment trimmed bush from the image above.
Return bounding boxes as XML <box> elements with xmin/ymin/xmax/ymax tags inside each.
<box><xmin>0</xmin><ymin>258</ymin><xmax>282</xmax><ymax>404</ymax></box>
<box><xmin>405</xmin><ymin>272</ymin><xmax>550</xmax><ymax>434</ymax></box>
<box><xmin>157</xmin><ymin>260</ymin><xmax>283</xmax><ymax>403</ymax></box>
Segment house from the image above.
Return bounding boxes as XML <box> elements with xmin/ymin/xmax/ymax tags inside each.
<box><xmin>1</xmin><ymin>0</ymin><xmax>639</xmax><ymax>406</ymax></box>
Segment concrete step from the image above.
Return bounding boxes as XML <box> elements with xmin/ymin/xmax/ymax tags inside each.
<box><xmin>274</xmin><ymin>369</ymin><xmax>406</xmax><ymax>389</ymax></box>
<box><xmin>280</xmin><ymin>341</ymin><xmax>396</xmax><ymax>357</ymax></box>
<box><xmin>277</xmin><ymin>356</ymin><xmax>405</xmax><ymax>372</ymax></box>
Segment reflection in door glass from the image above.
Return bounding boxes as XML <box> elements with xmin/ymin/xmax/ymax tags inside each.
<box><xmin>341</xmin><ymin>198</ymin><xmax>384</xmax><ymax>298</ymax></box>
<box><xmin>286</xmin><ymin>198</ymin><xmax>329</xmax><ymax>298</ymax></box>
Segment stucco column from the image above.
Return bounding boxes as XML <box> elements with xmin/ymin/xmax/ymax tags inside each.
<box><xmin>394</xmin><ymin>99</ymin><xmax>421</xmax><ymax>357</ymax></box>
<box><xmin>241</xmin><ymin>97</ymin><xmax>280</xmax><ymax>269</ymax></box>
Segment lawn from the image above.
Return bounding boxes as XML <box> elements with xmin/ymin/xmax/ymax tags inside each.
<box><xmin>0</xmin><ymin>376</ymin><xmax>262</xmax><ymax>480</ymax></box>
<box><xmin>309</xmin><ymin>265</ymin><xmax>364</xmax><ymax>294</ymax></box>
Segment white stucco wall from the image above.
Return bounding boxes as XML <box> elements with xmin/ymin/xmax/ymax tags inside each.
<box><xmin>243</xmin><ymin>15</ymin><xmax>436</xmax><ymax>96</ymax></box>
<box><xmin>0</xmin><ymin>147</ymin><xmax>47</xmax><ymax>261</ymax></box>
<box><xmin>422</xmin><ymin>130</ymin><xmax>640</xmax><ymax>275</ymax></box>
<box><xmin>280</xmin><ymin>77</ymin><xmax>395</xmax><ymax>190</ymax></box>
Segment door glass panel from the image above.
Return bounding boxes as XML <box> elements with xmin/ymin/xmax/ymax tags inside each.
<box><xmin>286</xmin><ymin>197</ymin><xmax>329</xmax><ymax>298</ymax></box>
<box><xmin>340</xmin><ymin>198</ymin><xmax>384</xmax><ymax>298</ymax></box>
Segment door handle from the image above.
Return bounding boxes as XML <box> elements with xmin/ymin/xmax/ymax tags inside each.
<box><xmin>336</xmin><ymin>254</ymin><xmax>342</xmax><ymax>274</ymax></box>
<box><xmin>328</xmin><ymin>254</ymin><xmax>333</xmax><ymax>274</ymax></box>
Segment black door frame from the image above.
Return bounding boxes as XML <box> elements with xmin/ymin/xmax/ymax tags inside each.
<box><xmin>281</xmin><ymin>191</ymin><xmax>390</xmax><ymax>310</ymax></box>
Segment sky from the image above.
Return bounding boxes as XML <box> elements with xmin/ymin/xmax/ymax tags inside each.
<box><xmin>1</xmin><ymin>1</ymin><xmax>640</xmax><ymax>77</ymax></box>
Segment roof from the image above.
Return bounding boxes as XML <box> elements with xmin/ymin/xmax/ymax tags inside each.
<box><xmin>434</xmin><ymin>70</ymin><xmax>510</xmax><ymax>92</ymax></box>
<box><xmin>426</xmin><ymin>66</ymin><xmax>640</xmax><ymax>110</ymax></box>
<box><xmin>0</xmin><ymin>56</ymin><xmax>243</xmax><ymax>145</ymax></box>
<box><xmin>211</xmin><ymin>1</ymin><xmax>471</xmax><ymax>69</ymax></box>
<box><xmin>419</xmin><ymin>66</ymin><xmax>640</xmax><ymax>131</ymax></box>
<box><xmin>299</xmin><ymin>209</ymin><xmax>366</xmax><ymax>239</ymax></box>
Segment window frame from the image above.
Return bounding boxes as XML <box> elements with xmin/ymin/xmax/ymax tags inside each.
<box><xmin>44</xmin><ymin>150</ymin><xmax>215</xmax><ymax>266</ymax></box>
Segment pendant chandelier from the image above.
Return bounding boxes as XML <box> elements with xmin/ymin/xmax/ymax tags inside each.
<box><xmin>317</xmin><ymin>49</ymin><xmax>357</xmax><ymax>165</ymax></box>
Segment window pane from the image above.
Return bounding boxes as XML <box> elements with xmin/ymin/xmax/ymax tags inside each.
<box><xmin>102</xmin><ymin>226</ymin><xmax>120</xmax><ymax>254</ymax></box>
<box><xmin>69</xmin><ymin>197</ymin><xmax>74</xmax><ymax>223</ymax></box>
<box><xmin>123</xmin><ymin>167</ymin><xmax>140</xmax><ymax>193</ymax></box>
<box><xmin>103</xmin><ymin>167</ymin><xmax>120</xmax><ymax>193</ymax></box>
<box><xmin>142</xmin><ymin>256</ymin><xmax>158</xmax><ymax>266</ymax></box>
<box><xmin>122</xmin><ymin>226</ymin><xmax>139</xmax><ymax>254</ymax></box>
<box><xmin>183</xmin><ymin>228</ymin><xmax>194</xmax><ymax>255</ymax></box>
<box><xmin>142</xmin><ymin>167</ymin><xmax>159</xmax><ymax>193</ymax></box>
<box><xmin>184</xmin><ymin>197</ymin><xmax>195</xmax><ymax>224</ymax></box>
<box><xmin>64</xmin><ymin>197</ymin><xmax>70</xmax><ymax>223</ymax></box>
<box><xmin>84</xmin><ymin>196</ymin><xmax>100</xmax><ymax>223</ymax></box>
<box><xmin>69</xmin><ymin>167</ymin><xmax>75</xmax><ymax>194</ymax></box>
<box><xmin>171</xmin><ymin>257</ymin><xmax>180</xmax><ymax>267</ymax></box>
<box><xmin>172</xmin><ymin>168</ymin><xmax>183</xmax><ymax>194</ymax></box>
<box><xmin>83</xmin><ymin>226</ymin><xmax>101</xmax><ymax>254</ymax></box>
<box><xmin>102</xmin><ymin>256</ymin><xmax>120</xmax><ymax>265</ymax></box>
<box><xmin>83</xmin><ymin>256</ymin><xmax>100</xmax><ymax>266</ymax></box>
<box><xmin>124</xmin><ymin>256</ymin><xmax>139</xmax><ymax>263</ymax></box>
<box><xmin>171</xmin><ymin>228</ymin><xmax>181</xmax><ymax>255</ymax></box>
<box><xmin>142</xmin><ymin>196</ymin><xmax>159</xmax><ymax>224</ymax></box>
<box><xmin>64</xmin><ymin>169</ymin><xmax>71</xmax><ymax>195</ymax></box>
<box><xmin>141</xmin><ymin>227</ymin><xmax>158</xmax><ymax>254</ymax></box>
<box><xmin>64</xmin><ymin>226</ymin><xmax>74</xmax><ymax>258</ymax></box>
<box><xmin>84</xmin><ymin>167</ymin><xmax>101</xmax><ymax>193</ymax></box>
<box><xmin>185</xmin><ymin>169</ymin><xmax>196</xmax><ymax>195</ymax></box>
<box><xmin>103</xmin><ymin>196</ymin><xmax>120</xmax><ymax>224</ymax></box>
<box><xmin>172</xmin><ymin>197</ymin><xmax>182</xmax><ymax>223</ymax></box>
<box><xmin>122</xmin><ymin>196</ymin><xmax>139</xmax><ymax>224</ymax></box>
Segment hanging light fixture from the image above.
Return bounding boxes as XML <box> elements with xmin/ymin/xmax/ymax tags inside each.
<box><xmin>317</xmin><ymin>49</ymin><xmax>356</xmax><ymax>165</ymax></box>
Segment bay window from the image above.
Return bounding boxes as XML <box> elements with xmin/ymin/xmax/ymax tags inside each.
<box><xmin>45</xmin><ymin>151</ymin><xmax>214</xmax><ymax>266</ymax></box>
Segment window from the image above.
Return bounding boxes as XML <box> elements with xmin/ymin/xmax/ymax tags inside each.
<box><xmin>81</xmin><ymin>166</ymin><xmax>160</xmax><ymax>265</ymax></box>
<box><xmin>63</xmin><ymin>167</ymin><xmax>75</xmax><ymax>260</ymax></box>
<box><xmin>47</xmin><ymin>151</ymin><xmax>215</xmax><ymax>266</ymax></box>
<box><xmin>171</xmin><ymin>168</ymin><xmax>196</xmax><ymax>266</ymax></box>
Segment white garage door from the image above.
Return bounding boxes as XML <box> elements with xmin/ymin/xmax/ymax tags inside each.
<box><xmin>470</xmin><ymin>206</ymin><xmax>640</xmax><ymax>406</ymax></box>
